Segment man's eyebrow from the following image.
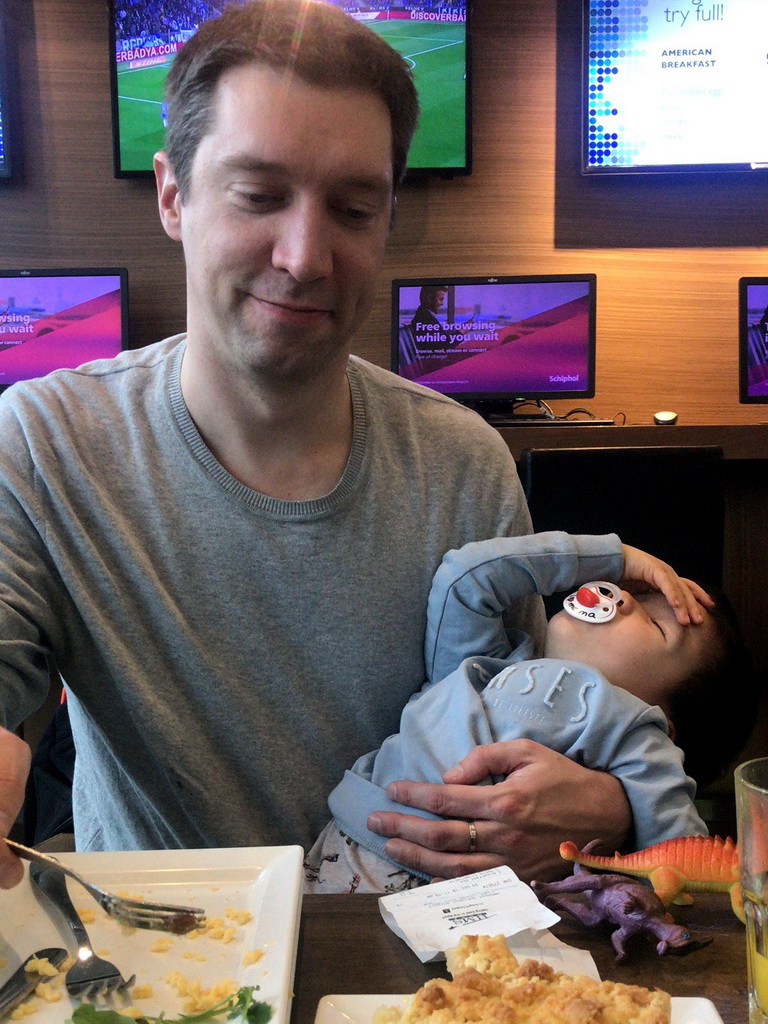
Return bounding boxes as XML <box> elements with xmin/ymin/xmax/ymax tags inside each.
<box><xmin>218</xmin><ymin>156</ymin><xmax>285</xmax><ymax>176</ymax></box>
<box><xmin>217</xmin><ymin>156</ymin><xmax>392</xmax><ymax>195</ymax></box>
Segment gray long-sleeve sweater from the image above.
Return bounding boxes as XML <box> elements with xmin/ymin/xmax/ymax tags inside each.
<box><xmin>0</xmin><ymin>336</ymin><xmax>542</xmax><ymax>853</ymax></box>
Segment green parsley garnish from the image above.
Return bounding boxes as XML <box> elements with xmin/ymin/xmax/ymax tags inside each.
<box><xmin>69</xmin><ymin>985</ymin><xmax>272</xmax><ymax>1024</ymax></box>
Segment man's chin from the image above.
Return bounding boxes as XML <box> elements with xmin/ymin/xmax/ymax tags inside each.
<box><xmin>238</xmin><ymin>338</ymin><xmax>348</xmax><ymax>388</ymax></box>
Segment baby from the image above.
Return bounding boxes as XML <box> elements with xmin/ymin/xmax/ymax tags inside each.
<box><xmin>304</xmin><ymin>531</ymin><xmax>754</xmax><ymax>893</ymax></box>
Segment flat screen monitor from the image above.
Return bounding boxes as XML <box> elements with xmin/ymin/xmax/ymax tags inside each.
<box><xmin>582</xmin><ymin>0</ymin><xmax>768</xmax><ymax>174</ymax></box>
<box><xmin>739</xmin><ymin>277</ymin><xmax>768</xmax><ymax>403</ymax></box>
<box><xmin>0</xmin><ymin>0</ymin><xmax>12</xmax><ymax>180</ymax></box>
<box><xmin>0</xmin><ymin>269</ymin><xmax>129</xmax><ymax>391</ymax></box>
<box><xmin>391</xmin><ymin>274</ymin><xmax>597</xmax><ymax>410</ymax></box>
<box><xmin>108</xmin><ymin>0</ymin><xmax>470</xmax><ymax>179</ymax></box>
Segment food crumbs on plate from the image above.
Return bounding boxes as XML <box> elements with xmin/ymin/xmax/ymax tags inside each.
<box><xmin>150</xmin><ymin>937</ymin><xmax>175</xmax><ymax>953</ymax></box>
<box><xmin>166</xmin><ymin>972</ymin><xmax>238</xmax><ymax>1014</ymax></box>
<box><xmin>187</xmin><ymin>917</ymin><xmax>237</xmax><ymax>944</ymax></box>
<box><xmin>242</xmin><ymin>949</ymin><xmax>264</xmax><ymax>966</ymax></box>
<box><xmin>34</xmin><ymin>982</ymin><xmax>62</xmax><ymax>1003</ymax></box>
<box><xmin>372</xmin><ymin>1010</ymin><xmax>400</xmax><ymax>1024</ymax></box>
<box><xmin>10</xmin><ymin>1000</ymin><xmax>39</xmax><ymax>1018</ymax></box>
<box><xmin>225</xmin><ymin>908</ymin><xmax>252</xmax><ymax>926</ymax></box>
<box><xmin>24</xmin><ymin>959</ymin><xmax>59</xmax><ymax>978</ymax></box>
<box><xmin>131</xmin><ymin>984</ymin><xmax>154</xmax><ymax>1000</ymax></box>
<box><xmin>120</xmin><ymin>1009</ymin><xmax>145</xmax><ymax>1019</ymax></box>
<box><xmin>182</xmin><ymin>952</ymin><xmax>208</xmax><ymax>962</ymax></box>
<box><xmin>75</xmin><ymin>907</ymin><xmax>97</xmax><ymax>924</ymax></box>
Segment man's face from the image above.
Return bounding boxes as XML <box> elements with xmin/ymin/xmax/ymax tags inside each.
<box><xmin>544</xmin><ymin>589</ymin><xmax>717</xmax><ymax>717</ymax></box>
<box><xmin>429</xmin><ymin>290</ymin><xmax>447</xmax><ymax>313</ymax></box>
<box><xmin>156</xmin><ymin>63</ymin><xmax>394</xmax><ymax>387</ymax></box>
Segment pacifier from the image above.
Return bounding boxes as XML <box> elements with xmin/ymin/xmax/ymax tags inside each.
<box><xmin>563</xmin><ymin>581</ymin><xmax>623</xmax><ymax>623</ymax></box>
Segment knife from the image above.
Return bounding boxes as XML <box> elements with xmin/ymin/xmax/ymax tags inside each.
<box><xmin>0</xmin><ymin>948</ymin><xmax>68</xmax><ymax>1020</ymax></box>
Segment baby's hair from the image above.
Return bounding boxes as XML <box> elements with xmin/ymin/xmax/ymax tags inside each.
<box><xmin>666</xmin><ymin>587</ymin><xmax>757</xmax><ymax>791</ymax></box>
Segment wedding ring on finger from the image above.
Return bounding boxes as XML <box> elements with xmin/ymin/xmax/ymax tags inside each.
<box><xmin>467</xmin><ymin>820</ymin><xmax>478</xmax><ymax>854</ymax></box>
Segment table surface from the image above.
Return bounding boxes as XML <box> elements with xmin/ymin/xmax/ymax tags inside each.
<box><xmin>291</xmin><ymin>893</ymin><xmax>748</xmax><ymax>1024</ymax></box>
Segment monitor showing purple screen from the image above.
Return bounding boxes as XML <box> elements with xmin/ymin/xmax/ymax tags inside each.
<box><xmin>0</xmin><ymin>269</ymin><xmax>128</xmax><ymax>390</ymax></box>
<box><xmin>739</xmin><ymin>277</ymin><xmax>768</xmax><ymax>403</ymax></box>
<box><xmin>391</xmin><ymin>274</ymin><xmax>596</xmax><ymax>403</ymax></box>
<box><xmin>0</xmin><ymin>1</ymin><xmax>11</xmax><ymax>180</ymax></box>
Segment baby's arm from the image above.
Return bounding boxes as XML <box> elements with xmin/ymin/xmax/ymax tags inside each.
<box><xmin>425</xmin><ymin>531</ymin><xmax>622</xmax><ymax>684</ymax></box>
<box><xmin>596</xmin><ymin>704</ymin><xmax>707</xmax><ymax>847</ymax></box>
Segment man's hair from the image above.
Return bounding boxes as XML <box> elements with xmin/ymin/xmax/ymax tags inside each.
<box><xmin>666</xmin><ymin>588</ymin><xmax>758</xmax><ymax>791</ymax></box>
<box><xmin>419</xmin><ymin>285</ymin><xmax>448</xmax><ymax>305</ymax></box>
<box><xmin>163</xmin><ymin>0</ymin><xmax>419</xmax><ymax>199</ymax></box>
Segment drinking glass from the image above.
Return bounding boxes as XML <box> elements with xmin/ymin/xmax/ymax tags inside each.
<box><xmin>736</xmin><ymin>757</ymin><xmax>768</xmax><ymax>1023</ymax></box>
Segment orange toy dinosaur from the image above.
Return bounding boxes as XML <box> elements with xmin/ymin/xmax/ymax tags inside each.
<box><xmin>559</xmin><ymin>836</ymin><xmax>744</xmax><ymax>922</ymax></box>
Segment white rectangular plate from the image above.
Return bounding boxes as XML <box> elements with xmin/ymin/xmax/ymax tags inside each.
<box><xmin>0</xmin><ymin>846</ymin><xmax>303</xmax><ymax>1024</ymax></box>
<box><xmin>315</xmin><ymin>992</ymin><xmax>724</xmax><ymax>1024</ymax></box>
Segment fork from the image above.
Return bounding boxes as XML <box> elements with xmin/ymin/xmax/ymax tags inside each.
<box><xmin>7</xmin><ymin>839</ymin><xmax>205</xmax><ymax>934</ymax></box>
<box><xmin>29</xmin><ymin>863</ymin><xmax>136</xmax><ymax>998</ymax></box>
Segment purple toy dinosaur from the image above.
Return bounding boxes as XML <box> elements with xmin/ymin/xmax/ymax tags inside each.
<box><xmin>531</xmin><ymin>841</ymin><xmax>713</xmax><ymax>962</ymax></box>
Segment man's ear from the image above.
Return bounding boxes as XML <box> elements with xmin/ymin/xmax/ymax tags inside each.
<box><xmin>154</xmin><ymin>151</ymin><xmax>183</xmax><ymax>242</ymax></box>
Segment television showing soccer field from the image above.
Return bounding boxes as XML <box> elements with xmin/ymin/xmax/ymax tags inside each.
<box><xmin>108</xmin><ymin>0</ymin><xmax>470</xmax><ymax>178</ymax></box>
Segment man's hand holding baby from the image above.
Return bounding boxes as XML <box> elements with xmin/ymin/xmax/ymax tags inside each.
<box><xmin>368</xmin><ymin>742</ymin><xmax>631</xmax><ymax>884</ymax></box>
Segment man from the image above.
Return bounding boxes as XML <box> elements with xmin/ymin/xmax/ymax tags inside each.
<box><xmin>410</xmin><ymin>286</ymin><xmax>448</xmax><ymax>335</ymax></box>
<box><xmin>0</xmin><ymin>0</ymin><xmax>638</xmax><ymax>891</ymax></box>
<box><xmin>408</xmin><ymin>285</ymin><xmax>473</xmax><ymax>355</ymax></box>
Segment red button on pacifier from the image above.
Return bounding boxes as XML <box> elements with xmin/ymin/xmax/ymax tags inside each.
<box><xmin>563</xmin><ymin>581</ymin><xmax>623</xmax><ymax>623</ymax></box>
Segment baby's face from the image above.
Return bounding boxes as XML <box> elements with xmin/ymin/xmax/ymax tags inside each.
<box><xmin>544</xmin><ymin>589</ymin><xmax>717</xmax><ymax>714</ymax></box>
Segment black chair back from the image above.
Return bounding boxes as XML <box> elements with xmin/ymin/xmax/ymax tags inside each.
<box><xmin>518</xmin><ymin>445</ymin><xmax>725</xmax><ymax>615</ymax></box>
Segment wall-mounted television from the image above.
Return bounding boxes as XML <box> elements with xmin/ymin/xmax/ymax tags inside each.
<box><xmin>583</xmin><ymin>0</ymin><xmax>768</xmax><ymax>174</ymax></box>
<box><xmin>739</xmin><ymin>277</ymin><xmax>768</xmax><ymax>403</ymax></box>
<box><xmin>0</xmin><ymin>0</ymin><xmax>13</xmax><ymax>180</ymax></box>
<box><xmin>0</xmin><ymin>269</ymin><xmax>129</xmax><ymax>392</ymax></box>
<box><xmin>108</xmin><ymin>0</ymin><xmax>470</xmax><ymax>180</ymax></box>
<box><xmin>391</xmin><ymin>274</ymin><xmax>597</xmax><ymax>414</ymax></box>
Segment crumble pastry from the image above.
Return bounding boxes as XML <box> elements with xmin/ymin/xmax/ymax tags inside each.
<box><xmin>374</xmin><ymin>934</ymin><xmax>670</xmax><ymax>1024</ymax></box>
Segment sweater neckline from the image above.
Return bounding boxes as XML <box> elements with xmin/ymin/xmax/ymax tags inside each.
<box><xmin>167</xmin><ymin>339</ymin><xmax>368</xmax><ymax>520</ymax></box>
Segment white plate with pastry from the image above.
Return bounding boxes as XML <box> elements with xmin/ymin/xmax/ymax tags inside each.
<box><xmin>315</xmin><ymin>992</ymin><xmax>724</xmax><ymax>1024</ymax></box>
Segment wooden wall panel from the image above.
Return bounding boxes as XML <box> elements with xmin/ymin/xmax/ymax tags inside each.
<box><xmin>0</xmin><ymin>0</ymin><xmax>764</xmax><ymax>813</ymax></box>
<box><xmin>0</xmin><ymin>0</ymin><xmax>187</xmax><ymax>348</ymax></box>
<box><xmin>1</xmin><ymin>0</ymin><xmax>766</xmax><ymax>431</ymax></box>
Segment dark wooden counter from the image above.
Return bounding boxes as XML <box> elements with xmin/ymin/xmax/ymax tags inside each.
<box><xmin>494</xmin><ymin>422</ymin><xmax>768</xmax><ymax>461</ymax></box>
<box><xmin>291</xmin><ymin>893</ymin><xmax>747</xmax><ymax>1024</ymax></box>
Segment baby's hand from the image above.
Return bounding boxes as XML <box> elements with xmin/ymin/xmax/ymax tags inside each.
<box><xmin>620</xmin><ymin>544</ymin><xmax>714</xmax><ymax>624</ymax></box>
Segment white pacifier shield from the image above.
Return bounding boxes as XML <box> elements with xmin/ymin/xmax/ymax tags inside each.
<box><xmin>563</xmin><ymin>581</ymin><xmax>623</xmax><ymax>623</ymax></box>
